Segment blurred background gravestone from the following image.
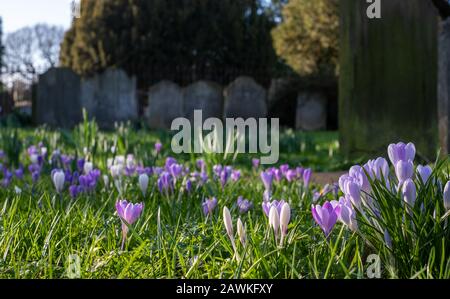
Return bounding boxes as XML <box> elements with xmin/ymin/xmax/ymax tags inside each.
<box><xmin>339</xmin><ymin>0</ymin><xmax>438</xmax><ymax>159</ymax></box>
<box><xmin>296</xmin><ymin>92</ymin><xmax>327</xmax><ymax>131</ymax></box>
<box><xmin>81</xmin><ymin>68</ymin><xmax>138</xmax><ymax>129</ymax></box>
<box><xmin>223</xmin><ymin>76</ymin><xmax>267</xmax><ymax>119</ymax></box>
<box><xmin>183</xmin><ymin>81</ymin><xmax>223</xmax><ymax>122</ymax></box>
<box><xmin>0</xmin><ymin>91</ymin><xmax>13</xmax><ymax>117</ymax></box>
<box><xmin>145</xmin><ymin>81</ymin><xmax>184</xmax><ymax>129</ymax></box>
<box><xmin>35</xmin><ymin>67</ymin><xmax>82</xmax><ymax>128</ymax></box>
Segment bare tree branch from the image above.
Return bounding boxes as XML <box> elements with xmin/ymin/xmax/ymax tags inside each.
<box><xmin>4</xmin><ymin>24</ymin><xmax>64</xmax><ymax>83</ymax></box>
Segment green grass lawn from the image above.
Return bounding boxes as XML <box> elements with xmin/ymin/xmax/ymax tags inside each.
<box><xmin>0</xmin><ymin>121</ymin><xmax>449</xmax><ymax>278</ymax></box>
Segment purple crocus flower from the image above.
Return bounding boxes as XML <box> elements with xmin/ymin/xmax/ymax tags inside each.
<box><xmin>31</xmin><ymin>171</ymin><xmax>40</xmax><ymax>183</ymax></box>
<box><xmin>285</xmin><ymin>169</ymin><xmax>297</xmax><ymax>182</ymax></box>
<box><xmin>197</xmin><ymin>159</ymin><xmax>206</xmax><ymax>172</ymax></box>
<box><xmin>395</xmin><ymin>160</ymin><xmax>414</xmax><ymax>185</ymax></box>
<box><xmin>364</xmin><ymin>157</ymin><xmax>389</xmax><ymax>182</ymax></box>
<box><xmin>27</xmin><ymin>145</ymin><xmax>38</xmax><ymax>156</ymax></box>
<box><xmin>155</xmin><ymin>142</ymin><xmax>162</xmax><ymax>154</ymax></box>
<box><xmin>153</xmin><ymin>167</ymin><xmax>163</xmax><ymax>176</ymax></box>
<box><xmin>388</xmin><ymin>142</ymin><xmax>415</xmax><ymax>166</ymax></box>
<box><xmin>260</xmin><ymin>170</ymin><xmax>273</xmax><ymax>192</ymax></box>
<box><xmin>311</xmin><ymin>201</ymin><xmax>340</xmax><ymax>238</ymax></box>
<box><xmin>116</xmin><ymin>200</ymin><xmax>144</xmax><ymax>250</ymax></box>
<box><xmin>402</xmin><ymin>179</ymin><xmax>416</xmax><ymax>209</ymax></box>
<box><xmin>14</xmin><ymin>166</ymin><xmax>24</xmax><ymax>180</ymax></box>
<box><xmin>213</xmin><ymin>165</ymin><xmax>223</xmax><ymax>177</ymax></box>
<box><xmin>220</xmin><ymin>169</ymin><xmax>230</xmax><ymax>187</ymax></box>
<box><xmin>296</xmin><ymin>167</ymin><xmax>304</xmax><ymax>178</ymax></box>
<box><xmin>165</xmin><ymin>157</ymin><xmax>177</xmax><ymax>171</ymax></box>
<box><xmin>303</xmin><ymin>168</ymin><xmax>312</xmax><ymax>188</ymax></box>
<box><xmin>200</xmin><ymin>172</ymin><xmax>208</xmax><ymax>185</ymax></box>
<box><xmin>252</xmin><ymin>159</ymin><xmax>260</xmax><ymax>169</ymax></box>
<box><xmin>344</xmin><ymin>180</ymin><xmax>362</xmax><ymax>209</ymax></box>
<box><xmin>333</xmin><ymin>196</ymin><xmax>358</xmax><ymax>231</ymax></box>
<box><xmin>202</xmin><ymin>197</ymin><xmax>218</xmax><ymax>216</ymax></box>
<box><xmin>280</xmin><ymin>164</ymin><xmax>289</xmax><ymax>175</ymax></box>
<box><xmin>136</xmin><ymin>166</ymin><xmax>153</xmax><ymax>176</ymax></box>
<box><xmin>416</xmin><ymin>165</ymin><xmax>432</xmax><ymax>184</ymax></box>
<box><xmin>77</xmin><ymin>159</ymin><xmax>85</xmax><ymax>173</ymax></box>
<box><xmin>60</xmin><ymin>155</ymin><xmax>73</xmax><ymax>169</ymax></box>
<box><xmin>273</xmin><ymin>168</ymin><xmax>282</xmax><ymax>182</ymax></box>
<box><xmin>185</xmin><ymin>179</ymin><xmax>193</xmax><ymax>193</ymax></box>
<box><xmin>2</xmin><ymin>169</ymin><xmax>13</xmax><ymax>187</ymax></box>
<box><xmin>69</xmin><ymin>185</ymin><xmax>81</xmax><ymax>199</ymax></box>
<box><xmin>157</xmin><ymin>171</ymin><xmax>173</xmax><ymax>194</ymax></box>
<box><xmin>169</xmin><ymin>163</ymin><xmax>183</xmax><ymax>180</ymax></box>
<box><xmin>64</xmin><ymin>169</ymin><xmax>73</xmax><ymax>183</ymax></box>
<box><xmin>224</xmin><ymin>166</ymin><xmax>233</xmax><ymax>175</ymax></box>
<box><xmin>231</xmin><ymin>170</ymin><xmax>241</xmax><ymax>182</ymax></box>
<box><xmin>78</xmin><ymin>169</ymin><xmax>101</xmax><ymax>193</ymax></box>
<box><xmin>262</xmin><ymin>199</ymin><xmax>285</xmax><ymax>217</ymax></box>
<box><xmin>237</xmin><ymin>196</ymin><xmax>253</xmax><ymax>214</ymax></box>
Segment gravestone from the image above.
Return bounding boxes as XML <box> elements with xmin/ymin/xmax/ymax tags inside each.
<box><xmin>223</xmin><ymin>77</ymin><xmax>267</xmax><ymax>119</ymax></box>
<box><xmin>183</xmin><ymin>81</ymin><xmax>223</xmax><ymax>122</ymax></box>
<box><xmin>145</xmin><ymin>81</ymin><xmax>183</xmax><ymax>129</ymax></box>
<box><xmin>296</xmin><ymin>92</ymin><xmax>327</xmax><ymax>131</ymax></box>
<box><xmin>438</xmin><ymin>18</ymin><xmax>450</xmax><ymax>155</ymax></box>
<box><xmin>81</xmin><ymin>69</ymin><xmax>137</xmax><ymax>128</ymax></box>
<box><xmin>35</xmin><ymin>67</ymin><xmax>82</xmax><ymax>128</ymax></box>
<box><xmin>0</xmin><ymin>92</ymin><xmax>13</xmax><ymax>116</ymax></box>
<box><xmin>339</xmin><ymin>0</ymin><xmax>438</xmax><ymax>159</ymax></box>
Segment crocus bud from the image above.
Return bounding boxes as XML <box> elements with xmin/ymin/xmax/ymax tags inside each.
<box><xmin>139</xmin><ymin>173</ymin><xmax>149</xmax><ymax>195</ymax></box>
<box><xmin>260</xmin><ymin>170</ymin><xmax>273</xmax><ymax>192</ymax></box>
<box><xmin>444</xmin><ymin>181</ymin><xmax>450</xmax><ymax>211</ymax></box>
<box><xmin>345</xmin><ymin>181</ymin><xmax>361</xmax><ymax>209</ymax></box>
<box><xmin>103</xmin><ymin>175</ymin><xmax>109</xmax><ymax>188</ymax></box>
<box><xmin>269</xmin><ymin>206</ymin><xmax>280</xmax><ymax>239</ymax></box>
<box><xmin>303</xmin><ymin>168</ymin><xmax>312</xmax><ymax>188</ymax></box>
<box><xmin>52</xmin><ymin>170</ymin><xmax>65</xmax><ymax>193</ymax></box>
<box><xmin>280</xmin><ymin>203</ymin><xmax>291</xmax><ymax>237</ymax></box>
<box><xmin>402</xmin><ymin>179</ymin><xmax>416</xmax><ymax>208</ymax></box>
<box><xmin>252</xmin><ymin>159</ymin><xmax>260</xmax><ymax>169</ymax></box>
<box><xmin>223</xmin><ymin>207</ymin><xmax>234</xmax><ymax>240</ymax></box>
<box><xmin>388</xmin><ymin>142</ymin><xmax>416</xmax><ymax>166</ymax></box>
<box><xmin>417</xmin><ymin>165</ymin><xmax>432</xmax><ymax>184</ymax></box>
<box><xmin>115</xmin><ymin>200</ymin><xmax>144</xmax><ymax>250</ymax></box>
<box><xmin>155</xmin><ymin>142</ymin><xmax>162</xmax><ymax>154</ymax></box>
<box><xmin>395</xmin><ymin>160</ymin><xmax>414</xmax><ymax>184</ymax></box>
<box><xmin>237</xmin><ymin>218</ymin><xmax>246</xmax><ymax>247</ymax></box>
<box><xmin>84</xmin><ymin>162</ymin><xmax>93</xmax><ymax>174</ymax></box>
<box><xmin>15</xmin><ymin>186</ymin><xmax>22</xmax><ymax>194</ymax></box>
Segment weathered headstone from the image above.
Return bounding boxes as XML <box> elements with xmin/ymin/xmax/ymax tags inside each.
<box><xmin>438</xmin><ymin>18</ymin><xmax>450</xmax><ymax>155</ymax></box>
<box><xmin>81</xmin><ymin>69</ymin><xmax>137</xmax><ymax>128</ymax></box>
<box><xmin>145</xmin><ymin>81</ymin><xmax>183</xmax><ymax>129</ymax></box>
<box><xmin>339</xmin><ymin>0</ymin><xmax>438</xmax><ymax>158</ymax></box>
<box><xmin>183</xmin><ymin>81</ymin><xmax>223</xmax><ymax>122</ymax></box>
<box><xmin>35</xmin><ymin>67</ymin><xmax>82</xmax><ymax>128</ymax></box>
<box><xmin>296</xmin><ymin>92</ymin><xmax>327</xmax><ymax>131</ymax></box>
<box><xmin>0</xmin><ymin>92</ymin><xmax>14</xmax><ymax>116</ymax></box>
<box><xmin>223</xmin><ymin>77</ymin><xmax>267</xmax><ymax>119</ymax></box>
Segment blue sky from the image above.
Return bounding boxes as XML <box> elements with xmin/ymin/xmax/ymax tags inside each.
<box><xmin>0</xmin><ymin>0</ymin><xmax>74</xmax><ymax>33</ymax></box>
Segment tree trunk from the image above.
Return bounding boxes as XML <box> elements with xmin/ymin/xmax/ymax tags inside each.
<box><xmin>339</xmin><ymin>0</ymin><xmax>438</xmax><ymax>160</ymax></box>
